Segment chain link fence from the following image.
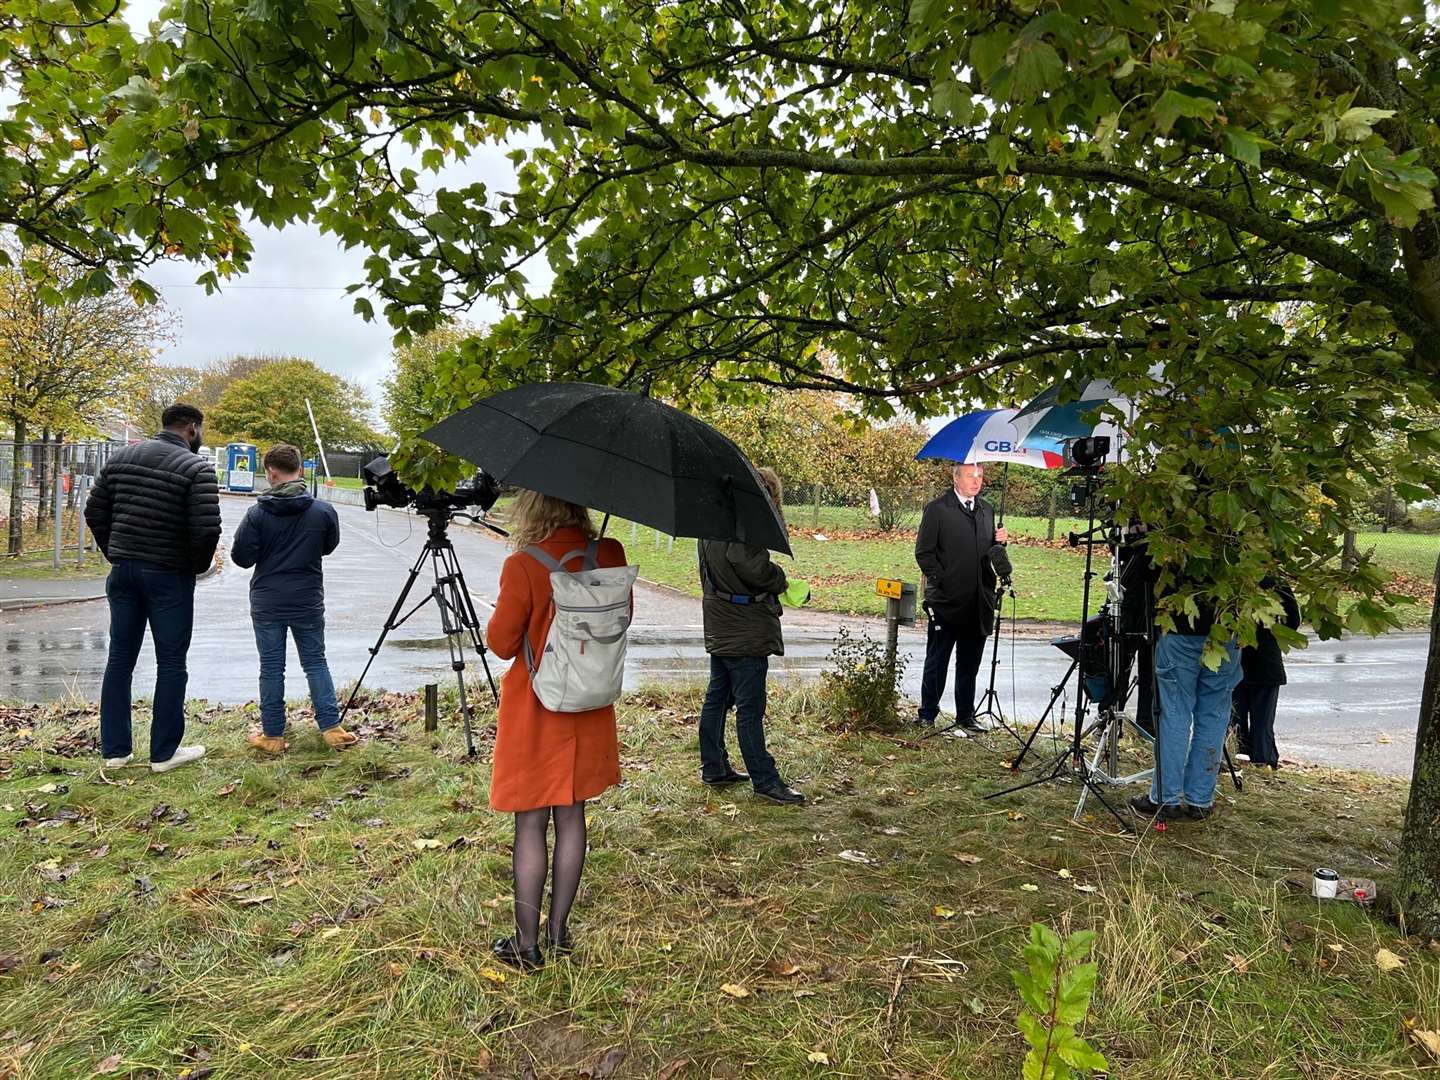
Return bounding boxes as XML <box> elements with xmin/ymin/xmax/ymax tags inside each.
<box><xmin>1</xmin><ymin>439</ymin><xmax>130</xmax><ymax>565</ymax></box>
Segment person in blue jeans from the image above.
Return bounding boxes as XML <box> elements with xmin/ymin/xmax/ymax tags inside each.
<box><xmin>230</xmin><ymin>444</ymin><xmax>355</xmax><ymax>754</ymax></box>
<box><xmin>85</xmin><ymin>403</ymin><xmax>221</xmax><ymax>773</ymax></box>
<box><xmin>1130</xmin><ymin>600</ymin><xmax>1243</xmax><ymax>823</ymax></box>
<box><xmin>695</xmin><ymin>468</ymin><xmax>804</xmax><ymax>805</ymax></box>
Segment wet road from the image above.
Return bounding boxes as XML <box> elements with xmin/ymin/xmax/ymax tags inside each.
<box><xmin>0</xmin><ymin>497</ymin><xmax>1427</xmax><ymax>776</ymax></box>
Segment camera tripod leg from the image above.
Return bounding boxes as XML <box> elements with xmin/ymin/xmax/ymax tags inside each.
<box><xmin>433</xmin><ymin>581</ymin><xmax>478</xmax><ymax>757</ymax></box>
<box><xmin>971</xmin><ymin>585</ymin><xmax>1009</xmax><ymax>728</ymax></box>
<box><xmin>992</xmin><ymin>656</ymin><xmax>1078</xmax><ymax>771</ymax></box>
<box><xmin>340</xmin><ymin>544</ymin><xmax>431</xmax><ymax>723</ymax></box>
<box><xmin>437</xmin><ymin>546</ymin><xmax>499</xmax><ymax>702</ymax></box>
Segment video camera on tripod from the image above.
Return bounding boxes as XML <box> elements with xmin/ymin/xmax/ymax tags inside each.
<box><xmin>344</xmin><ymin>455</ymin><xmax>508</xmax><ymax>756</ymax></box>
<box><xmin>361</xmin><ymin>455</ymin><xmax>502</xmax><ymax>517</ymax></box>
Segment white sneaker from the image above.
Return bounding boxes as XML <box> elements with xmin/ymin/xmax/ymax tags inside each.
<box><xmin>151</xmin><ymin>745</ymin><xmax>206</xmax><ymax>773</ymax></box>
<box><xmin>103</xmin><ymin>754</ymin><xmax>134</xmax><ymax>767</ymax></box>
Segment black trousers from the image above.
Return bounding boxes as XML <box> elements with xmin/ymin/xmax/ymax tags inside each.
<box><xmin>1231</xmin><ymin>682</ymin><xmax>1281</xmax><ymax>766</ymax></box>
<box><xmin>919</xmin><ymin>605</ymin><xmax>987</xmax><ymax>724</ymax></box>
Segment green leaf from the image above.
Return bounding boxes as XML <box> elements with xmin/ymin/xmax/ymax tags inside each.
<box><xmin>1367</xmin><ymin>175</ymin><xmax>1436</xmax><ymax>228</ymax></box>
<box><xmin>1336</xmin><ymin>106</ymin><xmax>1395</xmax><ymax>142</ymax></box>
<box><xmin>1153</xmin><ymin>89</ymin><xmax>1217</xmax><ymax>133</ymax></box>
<box><xmin>970</xmin><ymin>28</ymin><xmax>1016</xmax><ymax>81</ymax></box>
<box><xmin>107</xmin><ymin>76</ymin><xmax>159</xmax><ymax>113</ymax></box>
<box><xmin>1010</xmin><ymin>41</ymin><xmax>1064</xmax><ymax>100</ymax></box>
<box><xmin>1223</xmin><ymin>128</ymin><xmax>1261</xmax><ymax>168</ymax></box>
<box><xmin>932</xmin><ymin>79</ymin><xmax>971</xmax><ymax>120</ymax></box>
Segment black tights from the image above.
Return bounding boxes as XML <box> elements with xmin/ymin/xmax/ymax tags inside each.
<box><xmin>511</xmin><ymin>801</ymin><xmax>587</xmax><ymax>950</ymax></box>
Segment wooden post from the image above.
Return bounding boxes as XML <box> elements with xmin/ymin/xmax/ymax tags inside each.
<box><xmin>424</xmin><ymin>683</ymin><xmax>438</xmax><ymax>732</ymax></box>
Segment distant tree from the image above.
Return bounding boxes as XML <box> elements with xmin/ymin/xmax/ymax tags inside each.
<box><xmin>134</xmin><ymin>364</ymin><xmax>202</xmax><ymax>434</ymax></box>
<box><xmin>210</xmin><ymin>358</ymin><xmax>380</xmax><ymax>454</ymax></box>
<box><xmin>381</xmin><ymin>322</ymin><xmax>477</xmax><ymax>438</ymax></box>
<box><xmin>0</xmin><ymin>243</ymin><xmax>171</xmax><ymax>554</ymax></box>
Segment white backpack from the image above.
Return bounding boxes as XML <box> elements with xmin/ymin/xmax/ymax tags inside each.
<box><xmin>522</xmin><ymin>540</ymin><xmax>638</xmax><ymax>712</ymax></box>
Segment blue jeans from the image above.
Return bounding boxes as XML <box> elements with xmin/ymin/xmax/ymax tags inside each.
<box><xmin>698</xmin><ymin>655</ymin><xmax>781</xmax><ymax>789</ymax></box>
<box><xmin>100</xmin><ymin>559</ymin><xmax>195</xmax><ymax>762</ymax></box>
<box><xmin>1150</xmin><ymin>633</ymin><xmax>1242</xmax><ymax>809</ymax></box>
<box><xmin>253</xmin><ymin>619</ymin><xmax>340</xmax><ymax>737</ymax></box>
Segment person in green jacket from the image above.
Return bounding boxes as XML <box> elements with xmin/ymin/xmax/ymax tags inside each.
<box><xmin>695</xmin><ymin>467</ymin><xmax>805</xmax><ymax>805</ymax></box>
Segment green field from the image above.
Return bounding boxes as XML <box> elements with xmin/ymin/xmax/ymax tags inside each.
<box><xmin>0</xmin><ymin>687</ymin><xmax>1433</xmax><ymax>1078</ymax></box>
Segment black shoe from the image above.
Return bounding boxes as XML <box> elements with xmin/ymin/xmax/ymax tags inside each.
<box><xmin>547</xmin><ymin>929</ymin><xmax>573</xmax><ymax>957</ymax></box>
<box><xmin>492</xmin><ymin>936</ymin><xmax>543</xmax><ymax>971</ymax></box>
<box><xmin>702</xmin><ymin>768</ymin><xmax>749</xmax><ymax>787</ymax></box>
<box><xmin>955</xmin><ymin>716</ymin><xmax>986</xmax><ymax>733</ymax></box>
<box><xmin>1128</xmin><ymin>794</ymin><xmax>1182</xmax><ymax>822</ymax></box>
<box><xmin>754</xmin><ymin>782</ymin><xmax>806</xmax><ymax>805</ymax></box>
<box><xmin>917</xmin><ymin>715</ymin><xmax>935</xmax><ymax>728</ymax></box>
<box><xmin>1184</xmin><ymin>804</ymin><xmax>1215</xmax><ymax>821</ymax></box>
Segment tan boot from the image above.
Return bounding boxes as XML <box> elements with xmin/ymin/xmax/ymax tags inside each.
<box><xmin>322</xmin><ymin>726</ymin><xmax>358</xmax><ymax>750</ymax></box>
<box><xmin>247</xmin><ymin>732</ymin><xmax>289</xmax><ymax>755</ymax></box>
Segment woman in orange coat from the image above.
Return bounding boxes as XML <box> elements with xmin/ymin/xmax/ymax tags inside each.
<box><xmin>486</xmin><ymin>490</ymin><xmax>625</xmax><ymax>969</ymax></box>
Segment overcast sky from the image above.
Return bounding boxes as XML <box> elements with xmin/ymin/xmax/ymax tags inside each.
<box><xmin>124</xmin><ymin>1</ymin><xmax>530</xmax><ymax>405</ymax></box>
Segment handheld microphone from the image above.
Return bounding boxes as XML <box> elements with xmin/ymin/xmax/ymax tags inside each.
<box><xmin>988</xmin><ymin>542</ymin><xmax>1013</xmax><ymax>582</ymax></box>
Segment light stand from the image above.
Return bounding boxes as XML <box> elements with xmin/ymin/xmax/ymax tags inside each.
<box><xmin>339</xmin><ymin>508</ymin><xmax>500</xmax><ymax>756</ymax></box>
<box><xmin>984</xmin><ymin>467</ymin><xmax>1131</xmax><ymax>833</ymax></box>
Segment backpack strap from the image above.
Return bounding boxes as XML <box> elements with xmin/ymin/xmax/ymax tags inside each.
<box><xmin>523</xmin><ymin>541</ymin><xmax>600</xmax><ymax>575</ymax></box>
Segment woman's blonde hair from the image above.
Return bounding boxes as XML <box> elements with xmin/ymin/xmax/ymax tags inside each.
<box><xmin>508</xmin><ymin>489</ymin><xmax>597</xmax><ymax>550</ymax></box>
<box><xmin>756</xmin><ymin>466</ymin><xmax>785</xmax><ymax>528</ymax></box>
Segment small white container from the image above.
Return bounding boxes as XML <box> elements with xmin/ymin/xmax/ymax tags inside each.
<box><xmin>1313</xmin><ymin>868</ymin><xmax>1340</xmax><ymax>900</ymax></box>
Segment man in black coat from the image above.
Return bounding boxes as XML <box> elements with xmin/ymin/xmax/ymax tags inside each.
<box><xmin>1231</xmin><ymin>581</ymin><xmax>1302</xmax><ymax>769</ymax></box>
<box><xmin>914</xmin><ymin>462</ymin><xmax>1008</xmax><ymax>730</ymax></box>
<box><xmin>84</xmin><ymin>403</ymin><xmax>221</xmax><ymax>773</ymax></box>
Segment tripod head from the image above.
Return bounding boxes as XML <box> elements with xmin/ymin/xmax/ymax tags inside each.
<box><xmin>416</xmin><ymin>505</ymin><xmax>509</xmax><ymax>546</ymax></box>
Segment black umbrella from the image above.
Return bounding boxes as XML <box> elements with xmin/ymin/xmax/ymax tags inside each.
<box><xmin>421</xmin><ymin>383</ymin><xmax>792</xmax><ymax>555</ymax></box>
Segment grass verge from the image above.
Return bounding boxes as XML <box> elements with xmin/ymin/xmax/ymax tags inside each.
<box><xmin>0</xmin><ymin>548</ymin><xmax>109</xmax><ymax>582</ymax></box>
<box><xmin>1</xmin><ymin>687</ymin><xmax>1437</xmax><ymax>1078</ymax></box>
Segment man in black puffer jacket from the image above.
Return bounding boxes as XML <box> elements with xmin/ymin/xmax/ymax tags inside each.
<box><xmin>230</xmin><ymin>443</ymin><xmax>354</xmax><ymax>754</ymax></box>
<box><xmin>84</xmin><ymin>403</ymin><xmax>220</xmax><ymax>773</ymax></box>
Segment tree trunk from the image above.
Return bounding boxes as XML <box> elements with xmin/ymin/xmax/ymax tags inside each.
<box><xmin>1394</xmin><ymin>553</ymin><xmax>1440</xmax><ymax>937</ymax></box>
<box><xmin>1342</xmin><ymin>528</ymin><xmax>1357</xmax><ymax>572</ymax></box>
<box><xmin>6</xmin><ymin>416</ymin><xmax>26</xmax><ymax>556</ymax></box>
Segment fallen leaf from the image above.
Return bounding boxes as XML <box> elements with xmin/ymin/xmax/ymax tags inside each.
<box><xmin>807</xmin><ymin>1050</ymin><xmax>831</xmax><ymax>1065</ymax></box>
<box><xmin>216</xmin><ymin>782</ymin><xmax>239</xmax><ymax>797</ymax></box>
<box><xmin>1327</xmin><ymin>943</ymin><xmax>1345</xmax><ymax>954</ymax></box>
<box><xmin>480</xmin><ymin>968</ymin><xmax>506</xmax><ymax>984</ymax></box>
<box><xmin>933</xmin><ymin>905</ymin><xmax>957</xmax><ymax>919</ymax></box>
<box><xmin>952</xmin><ymin>852</ymin><xmax>982</xmax><ymax>865</ymax></box>
<box><xmin>658</xmin><ymin>942</ymin><xmax>674</xmax><ymax>953</ymax></box>
<box><xmin>0</xmin><ymin>954</ymin><xmax>23</xmax><ymax>972</ymax></box>
<box><xmin>763</xmin><ymin>961</ymin><xmax>802</xmax><ymax>977</ymax></box>
<box><xmin>582</xmin><ymin>1047</ymin><xmax>627</xmax><ymax>1078</ymax></box>
<box><xmin>1007</xmin><ymin>811</ymin><xmax>1024</xmax><ymax>821</ymax></box>
<box><xmin>1376</xmin><ymin>948</ymin><xmax>1405</xmax><ymax>972</ymax></box>
<box><xmin>90</xmin><ymin>845</ymin><xmax>109</xmax><ymax>859</ymax></box>
<box><xmin>233</xmin><ymin>894</ymin><xmax>275</xmax><ymax>907</ymax></box>
<box><xmin>387</xmin><ymin>962</ymin><xmax>406</xmax><ymax>977</ymax></box>
<box><xmin>1410</xmin><ymin>1029</ymin><xmax>1440</xmax><ymax>1063</ymax></box>
<box><xmin>1057</xmin><ymin>868</ymin><xmax>1073</xmax><ymax>880</ymax></box>
<box><xmin>1376</xmin><ymin>733</ymin><xmax>1392</xmax><ymax>744</ymax></box>
<box><xmin>720</xmin><ymin>983</ymin><xmax>750</xmax><ymax>998</ymax></box>
<box><xmin>836</xmin><ymin>850</ymin><xmax>875</xmax><ymax>866</ymax></box>
<box><xmin>35</xmin><ymin>783</ymin><xmax>60</xmax><ymax>794</ymax></box>
<box><xmin>236</xmin><ymin>1042</ymin><xmax>252</xmax><ymax>1053</ymax></box>
<box><xmin>1020</xmin><ymin>883</ymin><xmax>1039</xmax><ymax>893</ymax></box>
<box><xmin>1225</xmin><ymin>953</ymin><xmax>1250</xmax><ymax>973</ymax></box>
<box><xmin>412</xmin><ymin>838</ymin><xmax>442</xmax><ymax>850</ymax></box>
<box><xmin>1072</xmin><ymin>883</ymin><xmax>1099</xmax><ymax>894</ymax></box>
<box><xmin>656</xmin><ymin>1059</ymin><xmax>691</xmax><ymax>1080</ymax></box>
<box><xmin>967</xmin><ymin>996</ymin><xmax>984</xmax><ymax>1016</ymax></box>
<box><xmin>319</xmin><ymin>927</ymin><xmax>346</xmax><ymax>940</ymax></box>
<box><xmin>95</xmin><ymin>1051</ymin><xmax>123</xmax><ymax>1073</ymax></box>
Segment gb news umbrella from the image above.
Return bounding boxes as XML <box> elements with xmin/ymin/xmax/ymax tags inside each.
<box><xmin>421</xmin><ymin>382</ymin><xmax>792</xmax><ymax>555</ymax></box>
<box><xmin>916</xmin><ymin>407</ymin><xmax>1065</xmax><ymax>469</ymax></box>
<box><xmin>1011</xmin><ymin>377</ymin><xmax>1131</xmax><ymax>456</ymax></box>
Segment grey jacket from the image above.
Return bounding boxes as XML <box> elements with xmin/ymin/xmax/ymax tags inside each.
<box><xmin>698</xmin><ymin>539</ymin><xmax>788</xmax><ymax>657</ymax></box>
<box><xmin>914</xmin><ymin>489</ymin><xmax>998</xmax><ymax>636</ymax></box>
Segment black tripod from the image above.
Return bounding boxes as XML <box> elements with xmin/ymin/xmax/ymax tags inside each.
<box><xmin>340</xmin><ymin>509</ymin><xmax>500</xmax><ymax>756</ymax></box>
<box><xmin>984</xmin><ymin>469</ymin><xmax>1132</xmax><ymax>832</ymax></box>
<box><xmin>970</xmin><ymin>576</ymin><xmax>1014</xmax><ymax>734</ymax></box>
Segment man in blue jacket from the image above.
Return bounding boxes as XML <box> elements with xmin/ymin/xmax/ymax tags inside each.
<box><xmin>230</xmin><ymin>444</ymin><xmax>356</xmax><ymax>753</ymax></box>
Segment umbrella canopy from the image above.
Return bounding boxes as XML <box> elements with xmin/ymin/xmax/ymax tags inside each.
<box><xmin>916</xmin><ymin>408</ymin><xmax>1064</xmax><ymax>468</ymax></box>
<box><xmin>1012</xmin><ymin>378</ymin><xmax>1130</xmax><ymax>457</ymax></box>
<box><xmin>422</xmin><ymin>383</ymin><xmax>792</xmax><ymax>555</ymax></box>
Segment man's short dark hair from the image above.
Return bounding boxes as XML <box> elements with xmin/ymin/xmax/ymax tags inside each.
<box><xmin>263</xmin><ymin>444</ymin><xmax>303</xmax><ymax>475</ymax></box>
<box><xmin>161</xmin><ymin>403</ymin><xmax>204</xmax><ymax>429</ymax></box>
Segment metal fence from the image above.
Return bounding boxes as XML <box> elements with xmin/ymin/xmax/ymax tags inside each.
<box><xmin>1</xmin><ymin>439</ymin><xmax>132</xmax><ymax>566</ymax></box>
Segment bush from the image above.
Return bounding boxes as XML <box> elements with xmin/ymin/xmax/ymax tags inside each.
<box><xmin>819</xmin><ymin>627</ymin><xmax>907</xmax><ymax>731</ymax></box>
